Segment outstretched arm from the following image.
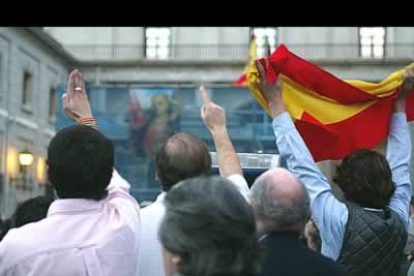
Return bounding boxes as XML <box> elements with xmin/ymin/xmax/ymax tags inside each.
<box><xmin>62</xmin><ymin>69</ymin><xmax>138</xmax><ymax>210</ymax></box>
<box><xmin>256</xmin><ymin>63</ymin><xmax>347</xmax><ymax>260</ymax></box>
<box><xmin>199</xmin><ymin>86</ymin><xmax>249</xmax><ymax>200</ymax></box>
<box><xmin>386</xmin><ymin>67</ymin><xmax>414</xmax><ymax>229</ymax></box>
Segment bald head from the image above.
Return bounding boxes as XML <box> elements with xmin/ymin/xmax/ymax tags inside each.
<box><xmin>250</xmin><ymin>168</ymin><xmax>310</xmax><ymax>235</ymax></box>
<box><xmin>156</xmin><ymin>132</ymin><xmax>212</xmax><ymax>192</ymax></box>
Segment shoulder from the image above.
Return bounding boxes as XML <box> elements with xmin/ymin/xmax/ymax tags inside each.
<box><xmin>0</xmin><ymin>220</ymin><xmax>50</xmax><ymax>271</ymax></box>
<box><xmin>141</xmin><ymin>200</ymin><xmax>165</xmax><ymax>217</ymax></box>
<box><xmin>140</xmin><ymin>201</ymin><xmax>165</xmax><ymax>231</ymax></box>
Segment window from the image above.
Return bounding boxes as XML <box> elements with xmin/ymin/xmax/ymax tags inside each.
<box><xmin>359</xmin><ymin>27</ymin><xmax>386</xmax><ymax>58</ymax></box>
<box><xmin>145</xmin><ymin>27</ymin><xmax>171</xmax><ymax>59</ymax></box>
<box><xmin>252</xmin><ymin>28</ymin><xmax>278</xmax><ymax>57</ymax></box>
<box><xmin>22</xmin><ymin>71</ymin><xmax>33</xmax><ymax>109</ymax></box>
<box><xmin>49</xmin><ymin>87</ymin><xmax>57</xmax><ymax>122</ymax></box>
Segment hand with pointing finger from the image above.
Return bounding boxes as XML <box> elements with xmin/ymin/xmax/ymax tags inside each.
<box><xmin>200</xmin><ymin>86</ymin><xmax>227</xmax><ymax>134</ymax></box>
<box><xmin>62</xmin><ymin>69</ymin><xmax>93</xmax><ymax>122</ymax></box>
<box><xmin>200</xmin><ymin>85</ymin><xmax>244</xmax><ymax>178</ymax></box>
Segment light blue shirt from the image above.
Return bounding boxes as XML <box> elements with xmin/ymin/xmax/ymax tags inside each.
<box><xmin>272</xmin><ymin>112</ymin><xmax>412</xmax><ymax>261</ymax></box>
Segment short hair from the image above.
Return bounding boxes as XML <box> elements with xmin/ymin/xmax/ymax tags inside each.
<box><xmin>0</xmin><ymin>218</ymin><xmax>12</xmax><ymax>242</ymax></box>
<box><xmin>250</xmin><ymin>175</ymin><xmax>311</xmax><ymax>233</ymax></box>
<box><xmin>48</xmin><ymin>125</ymin><xmax>114</xmax><ymax>200</ymax></box>
<box><xmin>12</xmin><ymin>196</ymin><xmax>54</xmax><ymax>228</ymax></box>
<box><xmin>333</xmin><ymin>149</ymin><xmax>395</xmax><ymax>209</ymax></box>
<box><xmin>156</xmin><ymin>133</ymin><xmax>211</xmax><ymax>191</ymax></box>
<box><xmin>159</xmin><ymin>176</ymin><xmax>261</xmax><ymax>276</ymax></box>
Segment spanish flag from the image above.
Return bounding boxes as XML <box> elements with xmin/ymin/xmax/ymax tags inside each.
<box><xmin>248</xmin><ymin>44</ymin><xmax>414</xmax><ymax>162</ymax></box>
<box><xmin>233</xmin><ymin>34</ymin><xmax>257</xmax><ymax>87</ymax></box>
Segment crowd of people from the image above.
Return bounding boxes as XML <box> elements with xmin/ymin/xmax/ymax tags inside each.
<box><xmin>0</xmin><ymin>66</ymin><xmax>413</xmax><ymax>276</ymax></box>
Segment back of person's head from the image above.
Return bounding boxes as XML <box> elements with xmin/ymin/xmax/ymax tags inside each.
<box><xmin>156</xmin><ymin>133</ymin><xmax>211</xmax><ymax>192</ymax></box>
<box><xmin>12</xmin><ymin>196</ymin><xmax>54</xmax><ymax>228</ymax></box>
<box><xmin>333</xmin><ymin>149</ymin><xmax>394</xmax><ymax>209</ymax></box>
<box><xmin>0</xmin><ymin>218</ymin><xmax>12</xmax><ymax>242</ymax></box>
<box><xmin>159</xmin><ymin>176</ymin><xmax>261</xmax><ymax>276</ymax></box>
<box><xmin>48</xmin><ymin>125</ymin><xmax>114</xmax><ymax>200</ymax></box>
<box><xmin>250</xmin><ymin>168</ymin><xmax>311</xmax><ymax>235</ymax></box>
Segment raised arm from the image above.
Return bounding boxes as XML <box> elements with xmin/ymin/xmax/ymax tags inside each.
<box><xmin>199</xmin><ymin>86</ymin><xmax>249</xmax><ymax>200</ymax></box>
<box><xmin>386</xmin><ymin>67</ymin><xmax>414</xmax><ymax>229</ymax></box>
<box><xmin>62</xmin><ymin>70</ymin><xmax>138</xmax><ymax>208</ymax></box>
<box><xmin>255</xmin><ymin>64</ymin><xmax>348</xmax><ymax>259</ymax></box>
<box><xmin>62</xmin><ymin>70</ymin><xmax>95</xmax><ymax>127</ymax></box>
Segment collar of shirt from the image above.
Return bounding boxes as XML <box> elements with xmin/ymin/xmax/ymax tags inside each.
<box><xmin>47</xmin><ymin>198</ymin><xmax>104</xmax><ymax>217</ymax></box>
<box><xmin>155</xmin><ymin>192</ymin><xmax>166</xmax><ymax>204</ymax></box>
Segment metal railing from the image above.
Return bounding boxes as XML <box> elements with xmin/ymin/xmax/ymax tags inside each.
<box><xmin>64</xmin><ymin>43</ymin><xmax>414</xmax><ymax>61</ymax></box>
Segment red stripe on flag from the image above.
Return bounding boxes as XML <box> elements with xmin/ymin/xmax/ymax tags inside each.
<box><xmin>296</xmin><ymin>96</ymin><xmax>395</xmax><ymax>161</ymax></box>
<box><xmin>233</xmin><ymin>74</ymin><xmax>248</xmax><ymax>87</ymax></box>
<box><xmin>264</xmin><ymin>44</ymin><xmax>379</xmax><ymax>104</ymax></box>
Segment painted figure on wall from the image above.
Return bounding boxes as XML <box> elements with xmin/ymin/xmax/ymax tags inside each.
<box><xmin>129</xmin><ymin>90</ymin><xmax>181</xmax><ymax>186</ymax></box>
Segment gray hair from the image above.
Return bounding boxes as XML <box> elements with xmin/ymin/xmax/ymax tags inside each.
<box><xmin>159</xmin><ymin>176</ymin><xmax>261</xmax><ymax>276</ymax></box>
<box><xmin>250</xmin><ymin>176</ymin><xmax>311</xmax><ymax>233</ymax></box>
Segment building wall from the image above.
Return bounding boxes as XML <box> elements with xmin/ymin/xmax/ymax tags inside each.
<box><xmin>0</xmin><ymin>27</ymin><xmax>69</xmax><ymax>216</ymax></box>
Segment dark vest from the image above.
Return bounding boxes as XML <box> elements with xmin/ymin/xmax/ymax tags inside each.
<box><xmin>337</xmin><ymin>202</ymin><xmax>407</xmax><ymax>276</ymax></box>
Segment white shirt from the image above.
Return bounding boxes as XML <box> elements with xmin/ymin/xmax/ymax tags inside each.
<box><xmin>137</xmin><ymin>174</ymin><xmax>250</xmax><ymax>276</ymax></box>
<box><xmin>0</xmin><ymin>169</ymin><xmax>141</xmax><ymax>276</ymax></box>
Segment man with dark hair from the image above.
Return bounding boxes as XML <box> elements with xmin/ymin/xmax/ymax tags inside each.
<box><xmin>159</xmin><ymin>176</ymin><xmax>260</xmax><ymax>276</ymax></box>
<box><xmin>250</xmin><ymin>168</ymin><xmax>347</xmax><ymax>276</ymax></box>
<box><xmin>0</xmin><ymin>70</ymin><xmax>140</xmax><ymax>276</ymax></box>
<box><xmin>48</xmin><ymin>125</ymin><xmax>114</xmax><ymax>200</ymax></box>
<box><xmin>256</xmin><ymin>66</ymin><xmax>414</xmax><ymax>276</ymax></box>
<box><xmin>138</xmin><ymin>86</ymin><xmax>249</xmax><ymax>276</ymax></box>
<box><xmin>0</xmin><ymin>196</ymin><xmax>53</xmax><ymax>242</ymax></box>
<box><xmin>12</xmin><ymin>195</ymin><xmax>53</xmax><ymax>228</ymax></box>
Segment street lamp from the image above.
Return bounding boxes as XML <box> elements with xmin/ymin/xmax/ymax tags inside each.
<box><xmin>10</xmin><ymin>148</ymin><xmax>34</xmax><ymax>191</ymax></box>
<box><xmin>19</xmin><ymin>149</ymin><xmax>33</xmax><ymax>167</ymax></box>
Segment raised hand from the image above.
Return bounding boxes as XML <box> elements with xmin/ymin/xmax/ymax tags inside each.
<box><xmin>62</xmin><ymin>69</ymin><xmax>92</xmax><ymax>121</ymax></box>
<box><xmin>254</xmin><ymin>61</ymin><xmax>286</xmax><ymax>118</ymax></box>
<box><xmin>395</xmin><ymin>67</ymin><xmax>414</xmax><ymax>112</ymax></box>
<box><xmin>200</xmin><ymin>86</ymin><xmax>226</xmax><ymax>134</ymax></box>
<box><xmin>401</xmin><ymin>67</ymin><xmax>414</xmax><ymax>97</ymax></box>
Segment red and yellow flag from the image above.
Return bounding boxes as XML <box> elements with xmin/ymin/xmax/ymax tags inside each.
<box><xmin>248</xmin><ymin>44</ymin><xmax>414</xmax><ymax>162</ymax></box>
<box><xmin>233</xmin><ymin>35</ymin><xmax>257</xmax><ymax>87</ymax></box>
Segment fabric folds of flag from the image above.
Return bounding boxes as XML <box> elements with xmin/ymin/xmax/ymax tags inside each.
<box><xmin>247</xmin><ymin>44</ymin><xmax>414</xmax><ymax>162</ymax></box>
<box><xmin>233</xmin><ymin>35</ymin><xmax>258</xmax><ymax>87</ymax></box>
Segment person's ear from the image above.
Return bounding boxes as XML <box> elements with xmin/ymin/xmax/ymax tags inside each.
<box><xmin>46</xmin><ymin>159</ymin><xmax>50</xmax><ymax>183</ymax></box>
<box><xmin>171</xmin><ymin>255</ymin><xmax>182</xmax><ymax>267</ymax></box>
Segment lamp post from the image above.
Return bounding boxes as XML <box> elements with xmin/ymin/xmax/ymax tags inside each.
<box><xmin>19</xmin><ymin>149</ymin><xmax>33</xmax><ymax>167</ymax></box>
<box><xmin>10</xmin><ymin>148</ymin><xmax>33</xmax><ymax>191</ymax></box>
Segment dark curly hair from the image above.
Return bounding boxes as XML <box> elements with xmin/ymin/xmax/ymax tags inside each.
<box><xmin>333</xmin><ymin>149</ymin><xmax>395</xmax><ymax>209</ymax></box>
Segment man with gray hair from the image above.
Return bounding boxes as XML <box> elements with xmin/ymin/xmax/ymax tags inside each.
<box><xmin>250</xmin><ymin>168</ymin><xmax>347</xmax><ymax>276</ymax></box>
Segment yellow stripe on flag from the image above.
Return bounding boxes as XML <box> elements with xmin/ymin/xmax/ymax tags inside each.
<box><xmin>248</xmin><ymin>62</ymin><xmax>414</xmax><ymax>124</ymax></box>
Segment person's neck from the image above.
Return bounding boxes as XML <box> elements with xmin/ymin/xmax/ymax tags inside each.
<box><xmin>256</xmin><ymin>220</ymin><xmax>302</xmax><ymax>236</ymax></box>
